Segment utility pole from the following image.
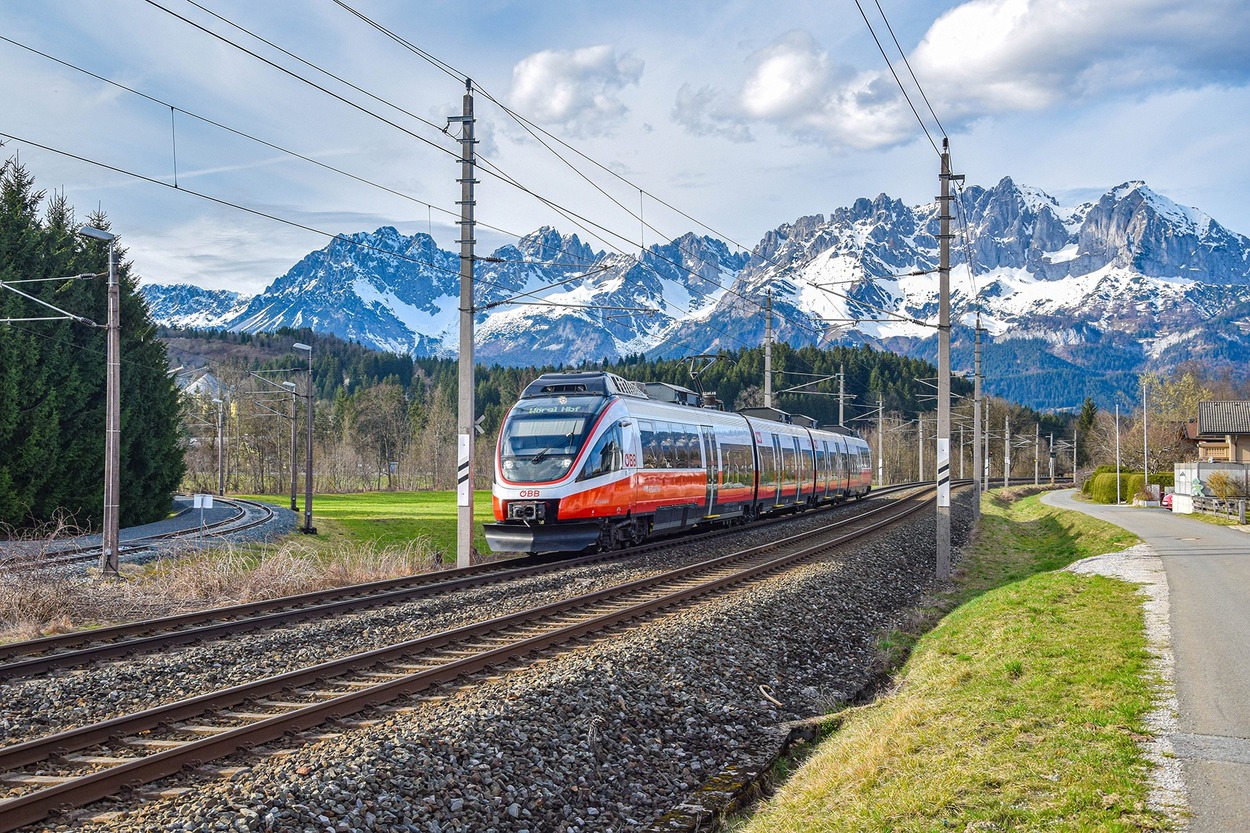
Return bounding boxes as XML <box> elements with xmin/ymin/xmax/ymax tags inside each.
<box><xmin>1142</xmin><ymin>379</ymin><xmax>1149</xmax><ymax>492</ymax></box>
<box><xmin>451</xmin><ymin>80</ymin><xmax>477</xmax><ymax>569</ymax></box>
<box><xmin>764</xmin><ymin>289</ymin><xmax>773</xmax><ymax>409</ymax></box>
<box><xmin>960</xmin><ymin>422</ymin><xmax>970</xmax><ymax>480</ymax></box>
<box><xmin>1003</xmin><ymin>413</ymin><xmax>1011</xmax><ymax>489</ymax></box>
<box><xmin>1120</xmin><ymin>400</ymin><xmax>1130</xmax><ymax>502</ymax></box>
<box><xmin>918</xmin><ymin>415</ymin><xmax>924</xmax><ymax>481</ymax></box>
<box><xmin>1048</xmin><ymin>432</ymin><xmax>1055</xmax><ymax>484</ymax></box>
<box><xmin>936</xmin><ymin>139</ymin><xmax>960</xmax><ymax>580</ymax></box>
<box><xmin>983</xmin><ymin>402</ymin><xmax>991</xmax><ymax>493</ymax></box>
<box><xmin>1034</xmin><ymin>422</ymin><xmax>1040</xmax><ymax>486</ymax></box>
<box><xmin>838</xmin><ymin>363</ymin><xmax>845</xmax><ymax>427</ymax></box>
<box><xmin>877</xmin><ymin>394</ymin><xmax>884</xmax><ymax>486</ymax></box>
<box><xmin>78</xmin><ymin>226</ymin><xmax>120</xmax><ymax>577</ymax></box>
<box><xmin>972</xmin><ymin>317</ymin><xmax>982</xmax><ymax>522</ymax></box>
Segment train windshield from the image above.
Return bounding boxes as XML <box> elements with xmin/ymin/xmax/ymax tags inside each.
<box><xmin>499</xmin><ymin>396</ymin><xmax>605</xmax><ymax>483</ymax></box>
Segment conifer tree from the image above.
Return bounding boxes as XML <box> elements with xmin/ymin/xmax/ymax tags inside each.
<box><xmin>0</xmin><ymin>158</ymin><xmax>184</xmax><ymax>530</ymax></box>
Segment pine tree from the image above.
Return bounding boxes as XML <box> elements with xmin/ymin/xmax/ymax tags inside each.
<box><xmin>0</xmin><ymin>158</ymin><xmax>185</xmax><ymax>530</ymax></box>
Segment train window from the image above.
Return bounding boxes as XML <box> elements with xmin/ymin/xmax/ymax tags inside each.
<box><xmin>639</xmin><ymin>421</ymin><xmax>659</xmax><ymax>469</ymax></box>
<box><xmin>781</xmin><ymin>444</ymin><xmax>796</xmax><ymax>482</ymax></box>
<box><xmin>578</xmin><ymin>424</ymin><xmax>625</xmax><ymax>481</ymax></box>
<box><xmin>657</xmin><ymin>423</ymin><xmax>675</xmax><ymax>467</ymax></box>
<box><xmin>721</xmin><ymin>441</ymin><xmax>752</xmax><ymax>487</ymax></box>
<box><xmin>759</xmin><ymin>437</ymin><xmax>777</xmax><ymax>486</ymax></box>
<box><xmin>683</xmin><ymin>428</ymin><xmax>700</xmax><ymax>467</ymax></box>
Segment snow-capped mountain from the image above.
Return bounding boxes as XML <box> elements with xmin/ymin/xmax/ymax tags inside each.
<box><xmin>140</xmin><ymin>178</ymin><xmax>1250</xmax><ymax>410</ymax></box>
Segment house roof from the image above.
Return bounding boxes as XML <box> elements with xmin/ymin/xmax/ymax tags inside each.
<box><xmin>1198</xmin><ymin>401</ymin><xmax>1250</xmax><ymax>436</ymax></box>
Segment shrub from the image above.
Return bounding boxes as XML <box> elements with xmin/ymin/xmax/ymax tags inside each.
<box><xmin>1086</xmin><ymin>472</ymin><xmax>1144</xmax><ymax>504</ymax></box>
<box><xmin>1206</xmin><ymin>471</ymin><xmax>1241</xmax><ymax>500</ymax></box>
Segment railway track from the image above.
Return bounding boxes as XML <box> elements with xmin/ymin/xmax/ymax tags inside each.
<box><xmin>0</xmin><ymin>498</ymin><xmax>277</xmax><ymax>571</ymax></box>
<box><xmin>0</xmin><ymin>483</ymin><xmax>923</xmax><ymax>681</ymax></box>
<box><xmin>0</xmin><ymin>484</ymin><xmax>939</xmax><ymax>832</ymax></box>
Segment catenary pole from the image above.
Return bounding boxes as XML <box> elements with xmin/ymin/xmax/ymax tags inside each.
<box><xmin>918</xmin><ymin>416</ymin><xmax>924</xmax><ymax>481</ymax></box>
<box><xmin>764</xmin><ymin>289</ymin><xmax>773</xmax><ymax>409</ymax></box>
<box><xmin>452</xmin><ymin>80</ymin><xmax>477</xmax><ymax>569</ymax></box>
<box><xmin>936</xmin><ymin>139</ymin><xmax>958</xmax><ymax>580</ymax></box>
<box><xmin>1034</xmin><ymin>421</ymin><xmax>1040</xmax><ymax>485</ymax></box>
<box><xmin>877</xmin><ymin>394</ymin><xmax>884</xmax><ymax>486</ymax></box>
<box><xmin>77</xmin><ymin>226</ymin><xmax>120</xmax><ymax>577</ymax></box>
<box><xmin>972</xmin><ymin>317</ymin><xmax>982</xmax><ymax>522</ymax></box>
<box><xmin>1003</xmin><ymin>413</ymin><xmax>1010</xmax><ymax>489</ymax></box>
<box><xmin>839</xmin><ymin>363</ymin><xmax>845</xmax><ymax>427</ymax></box>
<box><xmin>1116</xmin><ymin>403</ymin><xmax>1121</xmax><ymax>504</ymax></box>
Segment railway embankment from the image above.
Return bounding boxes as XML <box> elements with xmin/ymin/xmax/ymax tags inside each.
<box><xmin>729</xmin><ymin>488</ymin><xmax>1181</xmax><ymax>833</ymax></box>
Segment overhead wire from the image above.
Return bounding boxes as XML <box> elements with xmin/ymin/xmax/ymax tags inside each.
<box><xmin>0</xmin><ymin>129</ymin><xmax>615</xmax><ymax>306</ymax></box>
<box><xmin>140</xmin><ymin>0</ymin><xmax>458</xmax><ymax>160</ymax></box>
<box><xmin>851</xmin><ymin>0</ymin><xmax>943</xmax><ymax>156</ymax></box>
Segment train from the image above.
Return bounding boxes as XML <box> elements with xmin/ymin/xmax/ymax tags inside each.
<box><xmin>484</xmin><ymin>371</ymin><xmax>873</xmax><ymax>554</ymax></box>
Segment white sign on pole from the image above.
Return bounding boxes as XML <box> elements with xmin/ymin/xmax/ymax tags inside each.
<box><xmin>936</xmin><ymin>438</ymin><xmax>950</xmax><ymax>507</ymax></box>
<box><xmin>193</xmin><ymin>493</ymin><xmax>214</xmax><ymax>510</ymax></box>
<box><xmin>457</xmin><ymin>434</ymin><xmax>471</xmax><ymax>507</ymax></box>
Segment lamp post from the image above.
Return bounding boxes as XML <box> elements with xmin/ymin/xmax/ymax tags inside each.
<box><xmin>211</xmin><ymin>397</ymin><xmax>225</xmax><ymax>496</ymax></box>
<box><xmin>293</xmin><ymin>342</ymin><xmax>315</xmax><ymax>533</ymax></box>
<box><xmin>78</xmin><ymin>225</ymin><xmax>120</xmax><ymax>577</ymax></box>
<box><xmin>283</xmin><ymin>381</ymin><xmax>298</xmax><ymax>512</ymax></box>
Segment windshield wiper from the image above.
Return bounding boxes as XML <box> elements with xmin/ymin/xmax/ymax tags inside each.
<box><xmin>531</xmin><ymin>432</ymin><xmax>574</xmax><ymax>463</ymax></box>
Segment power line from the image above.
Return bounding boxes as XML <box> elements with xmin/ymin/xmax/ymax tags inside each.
<box><xmin>872</xmin><ymin>0</ymin><xmax>948</xmax><ymax>139</ymax></box>
<box><xmin>140</xmin><ymin>0</ymin><xmax>459</xmax><ymax>161</ymax></box>
<box><xmin>851</xmin><ymin>0</ymin><xmax>943</xmax><ymax>156</ymax></box>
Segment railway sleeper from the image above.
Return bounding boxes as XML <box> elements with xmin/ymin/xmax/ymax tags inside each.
<box><xmin>0</xmin><ymin>773</ymin><xmax>77</xmax><ymax>786</ymax></box>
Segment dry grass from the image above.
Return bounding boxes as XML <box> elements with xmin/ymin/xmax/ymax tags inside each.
<box><xmin>0</xmin><ymin>537</ymin><xmax>444</xmax><ymax>644</ymax></box>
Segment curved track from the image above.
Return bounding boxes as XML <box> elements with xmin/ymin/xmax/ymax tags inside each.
<box><xmin>0</xmin><ymin>484</ymin><xmax>922</xmax><ymax>681</ymax></box>
<box><xmin>1</xmin><ymin>498</ymin><xmax>276</xmax><ymax>571</ymax></box>
<box><xmin>0</xmin><ymin>485</ymin><xmax>938</xmax><ymax>831</ymax></box>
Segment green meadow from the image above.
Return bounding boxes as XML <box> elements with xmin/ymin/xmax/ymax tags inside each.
<box><xmin>240</xmin><ymin>490</ymin><xmax>497</xmax><ymax>560</ymax></box>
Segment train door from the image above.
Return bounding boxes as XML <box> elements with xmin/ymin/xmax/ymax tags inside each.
<box><xmin>700</xmin><ymin>425</ymin><xmax>718</xmax><ymax>515</ymax></box>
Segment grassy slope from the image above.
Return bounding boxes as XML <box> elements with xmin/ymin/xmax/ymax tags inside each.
<box><xmin>241</xmin><ymin>490</ymin><xmax>496</xmax><ymax>560</ymax></box>
<box><xmin>742</xmin><ymin>489</ymin><xmax>1170</xmax><ymax>832</ymax></box>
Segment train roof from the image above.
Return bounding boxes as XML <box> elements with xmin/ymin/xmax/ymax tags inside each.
<box><xmin>519</xmin><ymin>372</ymin><xmax>862</xmax><ymax>438</ymax></box>
<box><xmin>520</xmin><ymin>372</ymin><xmax>649</xmax><ymax>400</ymax></box>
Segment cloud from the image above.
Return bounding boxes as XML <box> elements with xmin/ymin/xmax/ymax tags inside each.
<box><xmin>508</xmin><ymin>44</ymin><xmax>644</xmax><ymax>138</ymax></box>
<box><xmin>674</xmin><ymin>1</ymin><xmax>1250</xmax><ymax>150</ymax></box>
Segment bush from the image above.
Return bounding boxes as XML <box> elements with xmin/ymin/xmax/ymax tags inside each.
<box><xmin>1206</xmin><ymin>471</ymin><xmax>1242</xmax><ymax>500</ymax></box>
<box><xmin>1086</xmin><ymin>472</ymin><xmax>1144</xmax><ymax>504</ymax></box>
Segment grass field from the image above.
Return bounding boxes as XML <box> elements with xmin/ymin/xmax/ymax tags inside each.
<box><xmin>737</xmin><ymin>487</ymin><xmax>1171</xmax><ymax>832</ymax></box>
<box><xmin>240</xmin><ymin>490</ymin><xmax>497</xmax><ymax>561</ymax></box>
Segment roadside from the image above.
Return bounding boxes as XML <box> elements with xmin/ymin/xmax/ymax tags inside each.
<box><xmin>1043</xmin><ymin>490</ymin><xmax>1250</xmax><ymax>833</ymax></box>
<box><xmin>736</xmin><ymin>487</ymin><xmax>1180</xmax><ymax>832</ymax></box>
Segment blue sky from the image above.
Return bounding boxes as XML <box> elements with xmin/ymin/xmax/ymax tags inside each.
<box><xmin>4</xmin><ymin>0</ymin><xmax>1249</xmax><ymax>294</ymax></box>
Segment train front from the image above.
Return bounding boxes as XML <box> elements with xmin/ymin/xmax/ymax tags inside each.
<box><xmin>485</xmin><ymin>377</ymin><xmax>621</xmax><ymax>554</ymax></box>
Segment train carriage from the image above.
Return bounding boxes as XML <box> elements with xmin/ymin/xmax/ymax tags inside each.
<box><xmin>486</xmin><ymin>371</ymin><xmax>871</xmax><ymax>555</ymax></box>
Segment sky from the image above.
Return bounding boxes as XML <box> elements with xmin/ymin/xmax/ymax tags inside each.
<box><xmin>3</xmin><ymin>0</ymin><xmax>1250</xmax><ymax>295</ymax></box>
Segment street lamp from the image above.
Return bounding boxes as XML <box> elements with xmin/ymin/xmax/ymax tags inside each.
<box><xmin>78</xmin><ymin>225</ymin><xmax>120</xmax><ymax>577</ymax></box>
<box><xmin>211</xmin><ymin>397</ymin><xmax>225</xmax><ymax>496</ymax></box>
<box><xmin>292</xmin><ymin>342</ymin><xmax>315</xmax><ymax>534</ymax></box>
<box><xmin>283</xmin><ymin>381</ymin><xmax>298</xmax><ymax>512</ymax></box>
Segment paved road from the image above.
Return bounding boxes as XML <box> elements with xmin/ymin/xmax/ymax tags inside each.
<box><xmin>1043</xmin><ymin>490</ymin><xmax>1250</xmax><ymax>833</ymax></box>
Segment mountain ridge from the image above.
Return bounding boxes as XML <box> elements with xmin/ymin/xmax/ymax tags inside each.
<box><xmin>140</xmin><ymin>177</ymin><xmax>1250</xmax><ymax>410</ymax></box>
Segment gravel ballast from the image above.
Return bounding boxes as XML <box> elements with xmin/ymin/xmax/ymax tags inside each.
<box><xmin>10</xmin><ymin>492</ymin><xmax>971</xmax><ymax>832</ymax></box>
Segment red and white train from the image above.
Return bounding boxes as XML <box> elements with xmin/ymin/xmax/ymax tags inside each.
<box><xmin>485</xmin><ymin>371</ymin><xmax>872</xmax><ymax>554</ymax></box>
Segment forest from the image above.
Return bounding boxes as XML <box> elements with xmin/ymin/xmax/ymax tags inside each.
<box><xmin>169</xmin><ymin>325</ymin><xmax>1087</xmax><ymax>497</ymax></box>
<box><xmin>0</xmin><ymin>158</ymin><xmax>183</xmax><ymax>531</ymax></box>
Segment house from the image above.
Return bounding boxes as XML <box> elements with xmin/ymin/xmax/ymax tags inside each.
<box><xmin>1194</xmin><ymin>401</ymin><xmax>1250</xmax><ymax>463</ymax></box>
<box><xmin>1173</xmin><ymin>401</ymin><xmax>1250</xmax><ymax>512</ymax></box>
